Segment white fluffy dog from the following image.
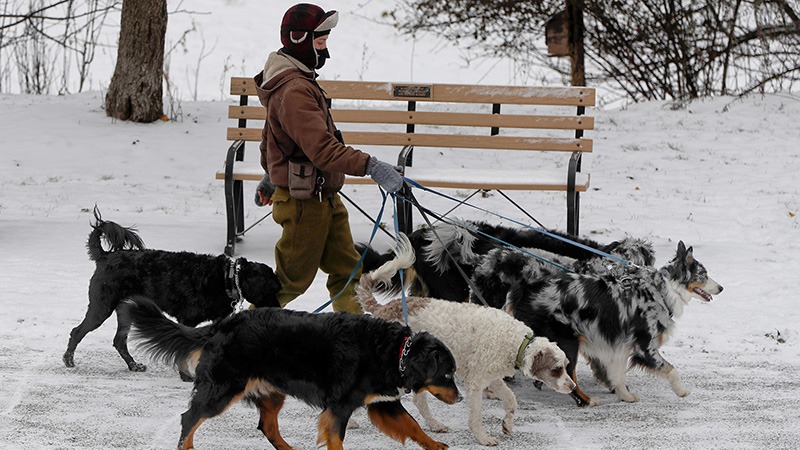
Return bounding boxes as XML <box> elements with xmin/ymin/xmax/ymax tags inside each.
<box><xmin>356</xmin><ymin>233</ymin><xmax>575</xmax><ymax>446</ymax></box>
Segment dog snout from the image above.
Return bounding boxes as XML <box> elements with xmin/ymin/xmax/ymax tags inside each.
<box><xmin>423</xmin><ymin>385</ymin><xmax>461</xmax><ymax>405</ymax></box>
<box><xmin>707</xmin><ymin>277</ymin><xmax>723</xmax><ymax>294</ymax></box>
<box><xmin>561</xmin><ymin>376</ymin><xmax>577</xmax><ymax>394</ymax></box>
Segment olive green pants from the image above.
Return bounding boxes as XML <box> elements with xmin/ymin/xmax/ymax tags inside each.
<box><xmin>271</xmin><ymin>187</ymin><xmax>363</xmax><ymax>313</ymax></box>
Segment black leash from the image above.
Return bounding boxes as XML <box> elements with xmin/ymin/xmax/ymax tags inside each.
<box><xmin>496</xmin><ymin>190</ymin><xmax>546</xmax><ymax>229</ymax></box>
<box><xmin>432</xmin><ymin>189</ymin><xmax>484</xmax><ymax>225</ymax></box>
<box><xmin>399</xmin><ymin>189</ymin><xmax>491</xmax><ymax>307</ymax></box>
<box><xmin>237</xmin><ymin>211</ymin><xmax>273</xmax><ymax>237</ymax></box>
<box><xmin>340</xmin><ymin>191</ymin><xmax>394</xmax><ymax>239</ymax></box>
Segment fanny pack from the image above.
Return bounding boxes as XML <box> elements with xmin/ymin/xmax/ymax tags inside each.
<box><xmin>287</xmin><ymin>156</ymin><xmax>320</xmax><ymax>200</ymax></box>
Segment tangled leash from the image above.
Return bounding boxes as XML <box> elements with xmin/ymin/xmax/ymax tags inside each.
<box><xmin>400</xmin><ymin>176</ymin><xmax>634</xmax><ymax>268</ymax></box>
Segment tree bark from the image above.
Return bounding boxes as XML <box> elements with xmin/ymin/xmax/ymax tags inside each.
<box><xmin>105</xmin><ymin>0</ymin><xmax>167</xmax><ymax>122</ymax></box>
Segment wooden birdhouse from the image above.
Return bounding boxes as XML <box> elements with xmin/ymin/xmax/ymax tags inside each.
<box><xmin>546</xmin><ymin>10</ymin><xmax>569</xmax><ymax>57</ymax></box>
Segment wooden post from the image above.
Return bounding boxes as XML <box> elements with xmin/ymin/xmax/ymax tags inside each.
<box><xmin>566</xmin><ymin>0</ymin><xmax>586</xmax><ymax>87</ymax></box>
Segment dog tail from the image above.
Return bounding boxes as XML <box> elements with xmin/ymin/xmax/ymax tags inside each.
<box><xmin>421</xmin><ymin>220</ymin><xmax>483</xmax><ymax>273</ymax></box>
<box><xmin>122</xmin><ymin>296</ymin><xmax>212</xmax><ymax>371</ymax></box>
<box><xmin>356</xmin><ymin>242</ymin><xmax>394</xmax><ymax>274</ymax></box>
<box><xmin>356</xmin><ymin>233</ymin><xmax>415</xmax><ymax>313</ymax></box>
<box><xmin>87</xmin><ymin>206</ymin><xmax>145</xmax><ymax>261</ymax></box>
<box><xmin>354</xmin><ymin>242</ymin><xmax>404</xmax><ymax>297</ymax></box>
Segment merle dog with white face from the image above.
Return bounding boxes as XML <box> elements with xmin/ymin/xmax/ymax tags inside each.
<box><xmin>471</xmin><ymin>241</ymin><xmax>723</xmax><ymax>406</ymax></box>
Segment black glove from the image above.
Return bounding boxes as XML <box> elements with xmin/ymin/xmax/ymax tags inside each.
<box><xmin>254</xmin><ymin>173</ymin><xmax>276</xmax><ymax>206</ymax></box>
<box><xmin>366</xmin><ymin>156</ymin><xmax>403</xmax><ymax>193</ymax></box>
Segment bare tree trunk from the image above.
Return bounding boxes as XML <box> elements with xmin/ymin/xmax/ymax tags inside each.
<box><xmin>105</xmin><ymin>0</ymin><xmax>167</xmax><ymax>122</ymax></box>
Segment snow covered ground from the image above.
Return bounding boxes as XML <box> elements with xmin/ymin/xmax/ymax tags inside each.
<box><xmin>2</xmin><ymin>89</ymin><xmax>799</xmax><ymax>450</ymax></box>
<box><xmin>2</xmin><ymin>0</ymin><xmax>800</xmax><ymax>448</ymax></box>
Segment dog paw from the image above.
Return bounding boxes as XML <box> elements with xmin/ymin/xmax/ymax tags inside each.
<box><xmin>619</xmin><ymin>392</ymin><xmax>640</xmax><ymax>403</ymax></box>
<box><xmin>422</xmin><ymin>441</ymin><xmax>448</xmax><ymax>450</ymax></box>
<box><xmin>128</xmin><ymin>362</ymin><xmax>147</xmax><ymax>372</ymax></box>
<box><xmin>347</xmin><ymin>418</ymin><xmax>360</xmax><ymax>429</ymax></box>
<box><xmin>674</xmin><ymin>387</ymin><xmax>691</xmax><ymax>397</ymax></box>
<box><xmin>502</xmin><ymin>418</ymin><xmax>513</xmax><ymax>435</ymax></box>
<box><xmin>63</xmin><ymin>352</ymin><xmax>74</xmax><ymax>368</ymax></box>
<box><xmin>476</xmin><ymin>435</ymin><xmax>499</xmax><ymax>446</ymax></box>
<box><xmin>427</xmin><ymin>419</ymin><xmax>449</xmax><ymax>433</ymax></box>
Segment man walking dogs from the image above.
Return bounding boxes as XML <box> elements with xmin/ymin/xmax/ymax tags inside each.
<box><xmin>254</xmin><ymin>3</ymin><xmax>403</xmax><ymax>312</ymax></box>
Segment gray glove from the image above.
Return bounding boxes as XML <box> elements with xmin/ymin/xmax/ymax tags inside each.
<box><xmin>254</xmin><ymin>173</ymin><xmax>276</xmax><ymax>206</ymax></box>
<box><xmin>366</xmin><ymin>156</ymin><xmax>403</xmax><ymax>193</ymax></box>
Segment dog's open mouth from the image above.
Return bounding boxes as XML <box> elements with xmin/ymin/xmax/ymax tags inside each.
<box><xmin>693</xmin><ymin>287</ymin><xmax>713</xmax><ymax>302</ymax></box>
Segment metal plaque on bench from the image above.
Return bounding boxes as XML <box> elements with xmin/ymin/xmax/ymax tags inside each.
<box><xmin>392</xmin><ymin>84</ymin><xmax>432</xmax><ymax>99</ymax></box>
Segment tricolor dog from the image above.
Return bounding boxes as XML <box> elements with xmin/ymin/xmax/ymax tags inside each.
<box><xmin>357</xmin><ymin>234</ymin><xmax>574</xmax><ymax>446</ymax></box>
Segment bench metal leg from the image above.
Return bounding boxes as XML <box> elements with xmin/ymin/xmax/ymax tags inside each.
<box><xmin>397</xmin><ymin>184</ymin><xmax>413</xmax><ymax>234</ymax></box>
<box><xmin>567</xmin><ymin>152</ymin><xmax>581</xmax><ymax>236</ymax></box>
<box><xmin>567</xmin><ymin>191</ymin><xmax>580</xmax><ymax>236</ymax></box>
<box><xmin>234</xmin><ymin>179</ymin><xmax>244</xmax><ymax>235</ymax></box>
<box><xmin>224</xmin><ymin>140</ymin><xmax>245</xmax><ymax>256</ymax></box>
<box><xmin>397</xmin><ymin>145</ymin><xmax>414</xmax><ymax>234</ymax></box>
<box><xmin>224</xmin><ymin>175</ymin><xmax>238</xmax><ymax>256</ymax></box>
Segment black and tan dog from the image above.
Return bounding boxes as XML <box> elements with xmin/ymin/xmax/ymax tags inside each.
<box><xmin>63</xmin><ymin>208</ymin><xmax>281</xmax><ymax>373</ymax></box>
<box><xmin>123</xmin><ymin>296</ymin><xmax>460</xmax><ymax>450</ymax></box>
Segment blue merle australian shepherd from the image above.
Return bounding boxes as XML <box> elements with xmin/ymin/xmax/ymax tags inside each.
<box><xmin>470</xmin><ymin>241</ymin><xmax>723</xmax><ymax>406</ymax></box>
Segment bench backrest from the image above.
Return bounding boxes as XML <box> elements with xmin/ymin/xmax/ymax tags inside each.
<box><xmin>227</xmin><ymin>77</ymin><xmax>595</xmax><ymax>154</ymax></box>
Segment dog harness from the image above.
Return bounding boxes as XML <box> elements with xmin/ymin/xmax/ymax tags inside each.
<box><xmin>515</xmin><ymin>335</ymin><xmax>533</xmax><ymax>370</ymax></box>
<box><xmin>225</xmin><ymin>257</ymin><xmax>246</xmax><ymax>312</ymax></box>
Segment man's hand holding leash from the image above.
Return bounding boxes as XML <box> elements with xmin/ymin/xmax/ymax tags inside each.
<box><xmin>366</xmin><ymin>156</ymin><xmax>404</xmax><ymax>193</ymax></box>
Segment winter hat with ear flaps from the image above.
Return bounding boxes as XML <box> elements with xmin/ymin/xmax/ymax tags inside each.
<box><xmin>280</xmin><ymin>3</ymin><xmax>339</xmax><ymax>70</ymax></box>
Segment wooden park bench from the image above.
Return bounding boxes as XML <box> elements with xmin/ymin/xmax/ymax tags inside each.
<box><xmin>217</xmin><ymin>77</ymin><xmax>595</xmax><ymax>256</ymax></box>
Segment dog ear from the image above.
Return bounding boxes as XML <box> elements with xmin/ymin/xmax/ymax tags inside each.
<box><xmin>684</xmin><ymin>246</ymin><xmax>695</xmax><ymax>264</ymax></box>
<box><xmin>238</xmin><ymin>261</ymin><xmax>281</xmax><ymax>308</ymax></box>
<box><xmin>525</xmin><ymin>346</ymin><xmax>550</xmax><ymax>377</ymax></box>
<box><xmin>676</xmin><ymin>241</ymin><xmax>694</xmax><ymax>265</ymax></box>
<box><xmin>407</xmin><ymin>333</ymin><xmax>455</xmax><ymax>378</ymax></box>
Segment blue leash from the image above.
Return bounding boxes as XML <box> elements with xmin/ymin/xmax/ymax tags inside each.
<box><xmin>313</xmin><ymin>190</ymin><xmax>388</xmax><ymax>313</ymax></box>
<box><xmin>401</xmin><ymin>177</ymin><xmax>632</xmax><ymax>267</ymax></box>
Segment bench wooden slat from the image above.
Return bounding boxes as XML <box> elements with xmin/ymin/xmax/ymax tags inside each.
<box><xmin>227</xmin><ymin>128</ymin><xmax>592</xmax><ymax>152</ymax></box>
<box><xmin>216</xmin><ymin>162</ymin><xmax>590</xmax><ymax>192</ymax></box>
<box><xmin>228</xmin><ymin>105</ymin><xmax>594</xmax><ymax>130</ymax></box>
<box><xmin>230</xmin><ymin>77</ymin><xmax>595</xmax><ymax>106</ymax></box>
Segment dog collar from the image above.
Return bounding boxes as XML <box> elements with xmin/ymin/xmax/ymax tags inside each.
<box><xmin>225</xmin><ymin>257</ymin><xmax>246</xmax><ymax>312</ymax></box>
<box><xmin>515</xmin><ymin>335</ymin><xmax>533</xmax><ymax>370</ymax></box>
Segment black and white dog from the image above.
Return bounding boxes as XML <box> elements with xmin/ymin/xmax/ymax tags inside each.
<box><xmin>470</xmin><ymin>241</ymin><xmax>723</xmax><ymax>406</ymax></box>
<box><xmin>357</xmin><ymin>220</ymin><xmax>655</xmax><ymax>302</ymax></box>
<box><xmin>63</xmin><ymin>208</ymin><xmax>281</xmax><ymax>374</ymax></box>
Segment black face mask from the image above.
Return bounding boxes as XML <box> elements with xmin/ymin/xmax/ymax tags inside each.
<box><xmin>316</xmin><ymin>48</ymin><xmax>330</xmax><ymax>69</ymax></box>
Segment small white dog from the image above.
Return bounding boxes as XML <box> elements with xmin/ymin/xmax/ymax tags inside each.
<box><xmin>356</xmin><ymin>233</ymin><xmax>575</xmax><ymax>446</ymax></box>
